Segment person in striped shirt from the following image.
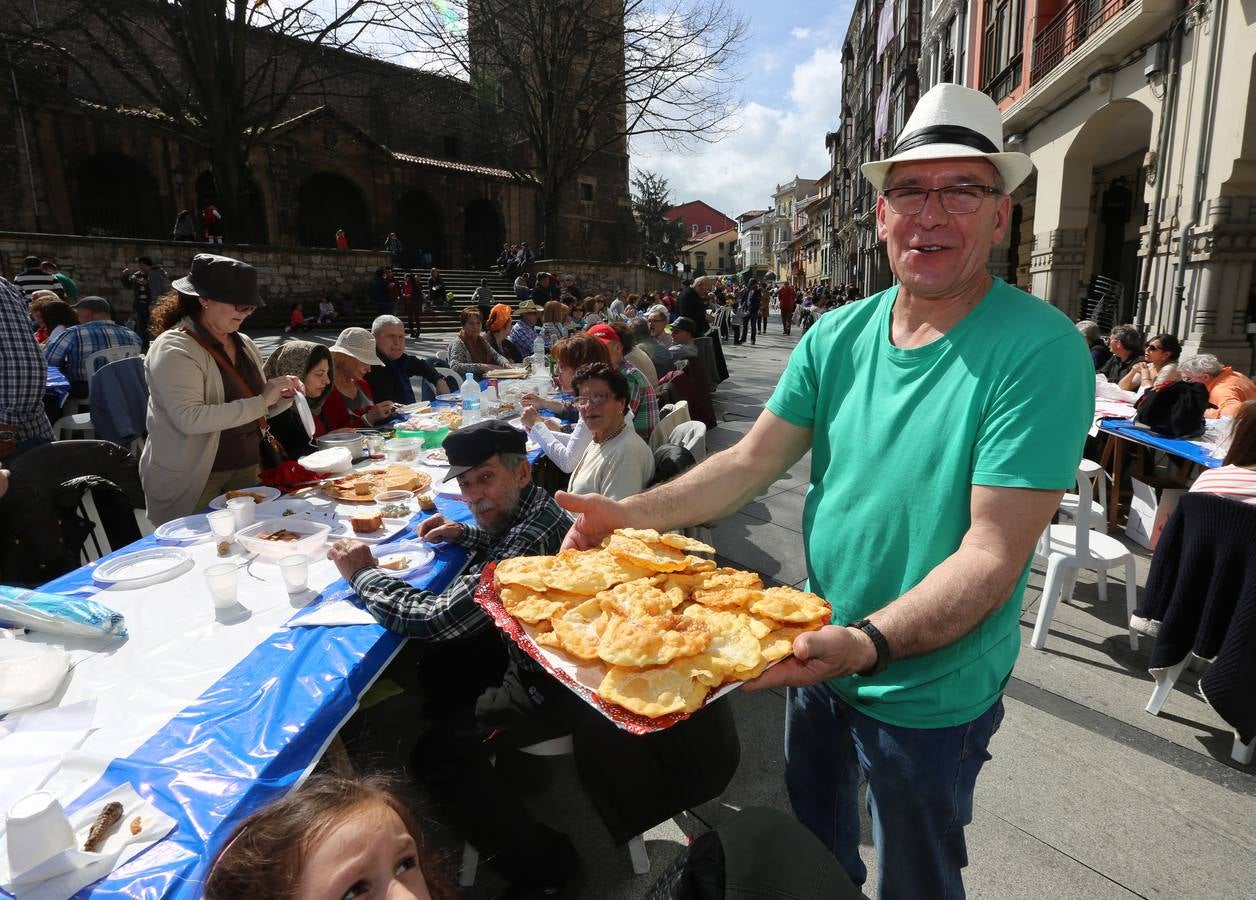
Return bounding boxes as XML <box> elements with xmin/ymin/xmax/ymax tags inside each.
<box><xmin>1190</xmin><ymin>400</ymin><xmax>1256</xmax><ymax>504</ymax></box>
<box><xmin>13</xmin><ymin>255</ymin><xmax>60</xmax><ymax>303</ymax></box>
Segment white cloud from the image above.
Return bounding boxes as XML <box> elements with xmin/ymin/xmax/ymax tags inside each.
<box><xmin>790</xmin><ymin>27</ymin><xmax>812</xmax><ymax>39</ymax></box>
<box><xmin>631</xmin><ymin>44</ymin><xmax>843</xmax><ymax>218</ymax></box>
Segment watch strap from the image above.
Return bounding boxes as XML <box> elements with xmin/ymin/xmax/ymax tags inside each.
<box><xmin>850</xmin><ymin>618</ymin><xmax>891</xmax><ymax>676</ymax></box>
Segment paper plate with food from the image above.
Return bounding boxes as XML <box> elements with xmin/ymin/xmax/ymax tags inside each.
<box><xmin>374</xmin><ymin>541</ymin><xmax>436</xmax><ymax>577</ymax></box>
<box><xmin>473</xmin><ymin>528</ymin><xmax>831</xmax><ymax>734</ymax></box>
<box><xmin>321</xmin><ymin>466</ymin><xmax>432</xmax><ymax>502</ymax></box>
<box><xmin>327</xmin><ymin>511</ymin><xmax>411</xmax><ymax>544</ymax></box>
<box><xmin>208</xmin><ymin>485</ymin><xmax>281</xmax><ymax>509</ymax></box>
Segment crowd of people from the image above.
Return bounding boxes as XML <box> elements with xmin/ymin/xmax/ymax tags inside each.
<box><xmin>9</xmin><ymin>82</ymin><xmax>1256</xmax><ymax>900</ymax></box>
<box><xmin>1082</xmin><ymin>319</ymin><xmax>1256</xmax><ymax>418</ymax></box>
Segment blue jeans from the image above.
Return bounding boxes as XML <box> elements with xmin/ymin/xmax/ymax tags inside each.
<box><xmin>785</xmin><ymin>684</ymin><xmax>1005</xmax><ymax>900</ymax></box>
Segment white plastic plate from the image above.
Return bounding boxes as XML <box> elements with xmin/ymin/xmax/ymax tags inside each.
<box><xmin>153</xmin><ymin>514</ymin><xmax>215</xmax><ymax>544</ymax></box>
<box><xmin>327</xmin><ymin>517</ymin><xmax>411</xmax><ymax>544</ymax></box>
<box><xmin>93</xmin><ymin>547</ymin><xmax>193</xmax><ymax>589</ymax></box>
<box><xmin>374</xmin><ymin>541</ymin><xmax>436</xmax><ymax>577</ymax></box>
<box><xmin>207</xmin><ymin>485</ymin><xmax>280</xmax><ymax>510</ymax></box>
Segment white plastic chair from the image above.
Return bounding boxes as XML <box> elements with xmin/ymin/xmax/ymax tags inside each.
<box><xmin>1145</xmin><ymin>654</ymin><xmax>1256</xmax><ymax>764</ymax></box>
<box><xmin>649</xmin><ymin>400</ymin><xmax>690</xmax><ymax>451</ymax></box>
<box><xmin>1058</xmin><ymin>458</ymin><xmax>1108</xmax><ymax>532</ymax></box>
<box><xmin>1029</xmin><ymin>471</ymin><xmax>1140</xmax><ymax>651</ymax></box>
<box><xmin>669</xmin><ymin>420</ymin><xmax>707</xmax><ymax>463</ymax></box>
<box><xmin>459</xmin><ymin>735</ymin><xmax>649</xmax><ymax>887</ymax></box>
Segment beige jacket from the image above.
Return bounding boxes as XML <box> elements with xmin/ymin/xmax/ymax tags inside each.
<box><xmin>140</xmin><ymin>318</ymin><xmax>291</xmax><ymax>525</ymax></box>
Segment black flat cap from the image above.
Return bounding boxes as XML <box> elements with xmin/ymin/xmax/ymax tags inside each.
<box><xmin>172</xmin><ymin>253</ymin><xmax>265</xmax><ymax>308</ymax></box>
<box><xmin>671</xmin><ymin>316</ymin><xmax>698</xmax><ymax>336</ymax></box>
<box><xmin>72</xmin><ymin>295</ymin><xmax>112</xmax><ymax>314</ymax></box>
<box><xmin>441</xmin><ymin>419</ymin><xmax>527</xmax><ymax>481</ymax></box>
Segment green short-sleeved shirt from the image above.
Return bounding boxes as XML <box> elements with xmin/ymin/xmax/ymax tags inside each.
<box><xmin>765</xmin><ymin>278</ymin><xmax>1094</xmax><ymax>728</ymax></box>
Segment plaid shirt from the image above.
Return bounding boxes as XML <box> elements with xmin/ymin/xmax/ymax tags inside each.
<box><xmin>620</xmin><ymin>360</ymin><xmax>658</xmax><ymax>438</ymax></box>
<box><xmin>350</xmin><ymin>483</ymin><xmax>573</xmax><ymax>641</ymax></box>
<box><xmin>0</xmin><ymin>278</ymin><xmax>53</xmax><ymax>445</ymax></box>
<box><xmin>44</xmin><ymin>321</ymin><xmax>142</xmax><ymax>384</ymax></box>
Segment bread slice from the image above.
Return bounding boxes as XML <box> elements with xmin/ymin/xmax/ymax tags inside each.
<box><xmin>350</xmin><ymin>513</ymin><xmax>383</xmax><ymax>533</ymax></box>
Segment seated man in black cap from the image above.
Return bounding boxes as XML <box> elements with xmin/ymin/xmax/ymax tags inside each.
<box><xmin>667</xmin><ymin>316</ymin><xmax>700</xmax><ymax>364</ymax></box>
<box><xmin>328</xmin><ymin>419</ymin><xmax>570</xmax><ymax>645</ymax></box>
<box><xmin>327</xmin><ymin>418</ymin><xmax>740</xmax><ymax>897</ymax></box>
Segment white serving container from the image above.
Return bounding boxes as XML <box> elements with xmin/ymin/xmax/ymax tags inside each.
<box><xmin>234</xmin><ymin>518</ymin><xmax>332</xmax><ymax>561</ymax></box>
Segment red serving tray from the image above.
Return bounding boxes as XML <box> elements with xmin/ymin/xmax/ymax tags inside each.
<box><xmin>473</xmin><ymin>562</ymin><xmax>752</xmax><ymax>735</ymax></box>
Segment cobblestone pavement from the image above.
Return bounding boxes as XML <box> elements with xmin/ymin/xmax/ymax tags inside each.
<box><xmin>255</xmin><ymin>320</ymin><xmax>1256</xmax><ymax>899</ymax></box>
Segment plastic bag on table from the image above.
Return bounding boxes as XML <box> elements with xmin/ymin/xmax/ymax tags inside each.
<box><xmin>0</xmin><ymin>586</ymin><xmax>127</xmax><ymax>639</ymax></box>
<box><xmin>0</xmin><ymin>639</ymin><xmax>70</xmax><ymax>714</ymax></box>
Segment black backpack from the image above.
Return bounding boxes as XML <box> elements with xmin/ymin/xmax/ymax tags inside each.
<box><xmin>1134</xmin><ymin>381</ymin><xmax>1210</xmax><ymax>438</ymax></box>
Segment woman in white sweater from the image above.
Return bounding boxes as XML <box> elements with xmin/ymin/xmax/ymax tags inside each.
<box><xmin>140</xmin><ymin>254</ymin><xmax>301</xmax><ymax>525</ymax></box>
<box><xmin>565</xmin><ymin>362</ymin><xmax>654</xmax><ymax>500</ymax></box>
<box><xmin>521</xmin><ymin>332</ymin><xmax>611</xmax><ymax>472</ymax></box>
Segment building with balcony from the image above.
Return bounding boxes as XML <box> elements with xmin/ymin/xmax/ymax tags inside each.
<box><xmin>764</xmin><ymin>177</ymin><xmax>819</xmax><ymax>282</ymax></box>
<box><xmin>974</xmin><ymin>0</ymin><xmax>1256</xmax><ymax>369</ymax></box>
<box><xmin>834</xmin><ymin>0</ymin><xmax>924</xmax><ymax>296</ymax></box>
<box><xmin>919</xmin><ymin>0</ymin><xmax>971</xmax><ymax>91</ymax></box>
<box><xmin>734</xmin><ymin>210</ymin><xmax>769</xmax><ymax>275</ymax></box>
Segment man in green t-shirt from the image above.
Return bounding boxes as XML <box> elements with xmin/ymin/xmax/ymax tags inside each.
<box><xmin>557</xmin><ymin>84</ymin><xmax>1093</xmax><ymax>897</ymax></box>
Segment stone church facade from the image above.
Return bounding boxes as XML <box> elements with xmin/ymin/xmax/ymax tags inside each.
<box><xmin>1</xmin><ymin>7</ymin><xmax>635</xmax><ymax>268</ymax></box>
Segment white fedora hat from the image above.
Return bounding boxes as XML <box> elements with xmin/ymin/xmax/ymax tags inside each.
<box><xmin>861</xmin><ymin>84</ymin><xmax>1033</xmax><ymax>193</ymax></box>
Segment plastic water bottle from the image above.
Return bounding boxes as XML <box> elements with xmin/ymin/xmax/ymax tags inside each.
<box><xmin>532</xmin><ymin>335</ymin><xmax>546</xmax><ymax>376</ymax></box>
<box><xmin>460</xmin><ymin>372</ymin><xmax>481</xmax><ymax>423</ymax></box>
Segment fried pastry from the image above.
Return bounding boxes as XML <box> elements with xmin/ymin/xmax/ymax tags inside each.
<box><xmin>599</xmin><ymin>662</ymin><xmax>708</xmax><ymax>718</ymax></box>
<box><xmin>750</xmin><ymin>587</ymin><xmax>832</xmax><ymax>625</ymax></box>
<box><xmin>596</xmin><ymin>613</ymin><xmax>711</xmax><ymax>667</ymax></box>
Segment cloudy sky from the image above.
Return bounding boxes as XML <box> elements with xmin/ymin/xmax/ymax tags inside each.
<box><xmin>631</xmin><ymin>0</ymin><xmax>855</xmax><ymax>219</ymax></box>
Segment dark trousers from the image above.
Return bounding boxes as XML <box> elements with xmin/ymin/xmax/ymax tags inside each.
<box><xmin>411</xmin><ymin>636</ymin><xmax>581</xmax><ymax>888</ymax></box>
<box><xmin>738</xmin><ymin>311</ymin><xmax>759</xmax><ymax>344</ymax></box>
<box><xmin>781</xmin><ymin>308</ymin><xmax>794</xmax><ymax>335</ymax></box>
<box><xmin>134</xmin><ymin>302</ymin><xmax>150</xmax><ymax>350</ymax></box>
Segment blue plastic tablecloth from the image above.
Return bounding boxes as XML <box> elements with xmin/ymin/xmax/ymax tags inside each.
<box><xmin>1098</xmin><ymin>418</ymin><xmax>1223</xmax><ymax>469</ymax></box>
<box><xmin>46</xmin><ymin>365</ymin><xmax>70</xmax><ymax>407</ymax></box>
<box><xmin>8</xmin><ymin>498</ymin><xmax>475</xmax><ymax>899</ymax></box>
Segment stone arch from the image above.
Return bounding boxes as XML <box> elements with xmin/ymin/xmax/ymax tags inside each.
<box><xmin>1058</xmin><ymin>98</ymin><xmax>1155</xmax><ymax>230</ymax></box>
<box><xmin>1221</xmin><ymin>52</ymin><xmax>1256</xmax><ymax>193</ymax></box>
<box><xmin>297</xmin><ymin>172</ymin><xmax>372</xmax><ymax>249</ymax></box>
<box><xmin>75</xmin><ymin>153</ymin><xmax>164</xmax><ymax>239</ymax></box>
<box><xmin>1060</xmin><ymin>99</ymin><xmax>1155</xmax><ymax>321</ymax></box>
<box><xmin>463</xmin><ymin>197</ymin><xmax>504</xmax><ymax>268</ymax></box>
<box><xmin>395</xmin><ymin>189</ymin><xmax>445</xmax><ymax>268</ymax></box>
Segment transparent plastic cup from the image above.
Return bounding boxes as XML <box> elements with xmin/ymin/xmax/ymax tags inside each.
<box><xmin>278</xmin><ymin>555</ymin><xmax>310</xmax><ymax>595</ymax></box>
<box><xmin>226</xmin><ymin>497</ymin><xmax>256</xmax><ymax>529</ymax></box>
<box><xmin>5</xmin><ymin>791</ymin><xmax>76</xmax><ymax>874</ymax></box>
<box><xmin>207</xmin><ymin>509</ymin><xmax>236</xmax><ymax>540</ymax></box>
<box><xmin>203</xmin><ymin>562</ymin><xmax>240</xmax><ymax>608</ymax></box>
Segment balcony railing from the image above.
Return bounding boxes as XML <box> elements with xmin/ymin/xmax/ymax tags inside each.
<box><xmin>983</xmin><ymin>53</ymin><xmax>1022</xmax><ymax>102</ymax></box>
<box><xmin>1030</xmin><ymin>0</ymin><xmax>1136</xmax><ymax>86</ymax></box>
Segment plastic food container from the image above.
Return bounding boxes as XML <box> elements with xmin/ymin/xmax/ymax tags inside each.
<box><xmin>235</xmin><ymin>518</ymin><xmax>332</xmax><ymax>561</ymax></box>
<box><xmin>384</xmin><ymin>438</ymin><xmax>424</xmax><ymax>463</ymax></box>
<box><xmin>297</xmin><ymin>446</ymin><xmax>353</xmax><ymax>475</ymax></box>
<box><xmin>396</xmin><ymin>419</ymin><xmax>451</xmax><ymax>448</ymax></box>
<box><xmin>374</xmin><ymin>490</ymin><xmax>416</xmax><ymax>519</ymax></box>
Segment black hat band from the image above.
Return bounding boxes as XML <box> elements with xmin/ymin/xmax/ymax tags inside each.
<box><xmin>893</xmin><ymin>125</ymin><xmax>1000</xmax><ymax>156</ymax></box>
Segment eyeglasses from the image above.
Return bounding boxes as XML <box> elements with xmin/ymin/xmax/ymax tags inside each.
<box><xmin>209</xmin><ymin>299</ymin><xmax>257</xmax><ymax>313</ymax></box>
<box><xmin>574</xmin><ymin>394</ymin><xmax>613</xmax><ymax>408</ymax></box>
<box><xmin>882</xmin><ymin>185</ymin><xmax>1003</xmax><ymax>215</ymax></box>
<box><xmin>1146</xmin><ymin>343</ymin><xmax>1163</xmax><ymax>351</ymax></box>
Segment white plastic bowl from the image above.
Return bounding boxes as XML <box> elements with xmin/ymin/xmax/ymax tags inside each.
<box><xmin>235</xmin><ymin>518</ymin><xmax>331</xmax><ymax>560</ymax></box>
<box><xmin>298</xmin><ymin>446</ymin><xmax>353</xmax><ymax>475</ymax></box>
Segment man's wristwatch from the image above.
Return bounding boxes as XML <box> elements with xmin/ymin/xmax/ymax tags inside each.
<box><xmin>849</xmin><ymin>618</ymin><xmax>891</xmax><ymax>677</ymax></box>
